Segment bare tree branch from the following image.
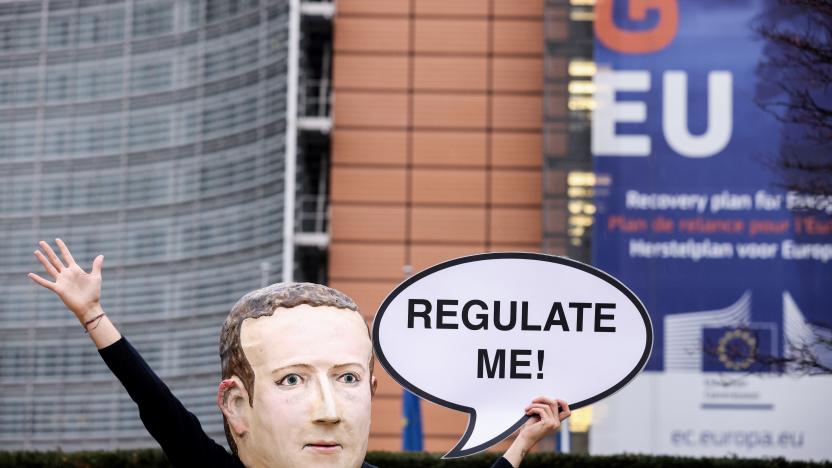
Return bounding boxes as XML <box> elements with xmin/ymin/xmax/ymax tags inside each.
<box><xmin>703</xmin><ymin>323</ymin><xmax>832</xmax><ymax>376</ymax></box>
<box><xmin>754</xmin><ymin>0</ymin><xmax>832</xmax><ymax>198</ymax></box>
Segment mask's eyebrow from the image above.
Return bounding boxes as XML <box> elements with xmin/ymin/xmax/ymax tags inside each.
<box><xmin>331</xmin><ymin>362</ymin><xmax>367</xmax><ymax>372</ymax></box>
<box><xmin>270</xmin><ymin>363</ymin><xmax>314</xmax><ymax>375</ymax></box>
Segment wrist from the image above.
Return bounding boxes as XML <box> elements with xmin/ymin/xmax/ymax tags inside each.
<box><xmin>514</xmin><ymin>434</ymin><xmax>536</xmax><ymax>452</ymax></box>
<box><xmin>77</xmin><ymin>303</ymin><xmax>104</xmax><ymax>323</ymax></box>
<box><xmin>503</xmin><ymin>443</ymin><xmax>526</xmax><ymax>468</ymax></box>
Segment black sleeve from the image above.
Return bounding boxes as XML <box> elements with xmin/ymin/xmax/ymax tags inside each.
<box><xmin>490</xmin><ymin>456</ymin><xmax>515</xmax><ymax>468</ymax></box>
<box><xmin>99</xmin><ymin>337</ymin><xmax>243</xmax><ymax>468</ymax></box>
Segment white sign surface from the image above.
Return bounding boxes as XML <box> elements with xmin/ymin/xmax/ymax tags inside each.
<box><xmin>372</xmin><ymin>253</ymin><xmax>653</xmax><ymax>457</ymax></box>
<box><xmin>591</xmin><ymin>373</ymin><xmax>832</xmax><ymax>461</ymax></box>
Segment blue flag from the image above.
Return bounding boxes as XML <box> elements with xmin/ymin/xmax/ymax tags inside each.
<box><xmin>402</xmin><ymin>390</ymin><xmax>423</xmax><ymax>451</ymax></box>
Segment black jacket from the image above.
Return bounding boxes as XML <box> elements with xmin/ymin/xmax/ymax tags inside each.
<box><xmin>99</xmin><ymin>338</ymin><xmax>513</xmax><ymax>468</ymax></box>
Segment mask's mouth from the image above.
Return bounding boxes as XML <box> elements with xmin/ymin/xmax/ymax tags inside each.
<box><xmin>304</xmin><ymin>441</ymin><xmax>342</xmax><ymax>452</ymax></box>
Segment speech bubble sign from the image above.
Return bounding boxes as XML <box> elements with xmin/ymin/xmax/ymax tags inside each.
<box><xmin>372</xmin><ymin>252</ymin><xmax>652</xmax><ymax>457</ymax></box>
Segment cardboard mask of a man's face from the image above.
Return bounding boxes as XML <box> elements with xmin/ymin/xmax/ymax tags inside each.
<box><xmin>229</xmin><ymin>304</ymin><xmax>376</xmax><ymax>468</ymax></box>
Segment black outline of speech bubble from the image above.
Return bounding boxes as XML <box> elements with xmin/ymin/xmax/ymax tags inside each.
<box><xmin>372</xmin><ymin>252</ymin><xmax>653</xmax><ymax>458</ymax></box>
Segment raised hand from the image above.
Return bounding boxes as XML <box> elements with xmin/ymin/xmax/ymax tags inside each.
<box><xmin>29</xmin><ymin>239</ymin><xmax>104</xmax><ymax>323</ymax></box>
<box><xmin>517</xmin><ymin>397</ymin><xmax>570</xmax><ymax>446</ymax></box>
<box><xmin>503</xmin><ymin>397</ymin><xmax>571</xmax><ymax>467</ymax></box>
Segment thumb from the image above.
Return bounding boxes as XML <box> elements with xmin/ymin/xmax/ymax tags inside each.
<box><xmin>92</xmin><ymin>255</ymin><xmax>104</xmax><ymax>276</ymax></box>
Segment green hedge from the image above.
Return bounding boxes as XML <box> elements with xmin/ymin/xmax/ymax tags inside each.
<box><xmin>367</xmin><ymin>453</ymin><xmax>830</xmax><ymax>468</ymax></box>
<box><xmin>0</xmin><ymin>450</ymin><xmax>829</xmax><ymax>468</ymax></box>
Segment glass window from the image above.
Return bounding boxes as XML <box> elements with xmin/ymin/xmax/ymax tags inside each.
<box><xmin>15</xmin><ymin>75</ymin><xmax>38</xmax><ymax>104</ymax></box>
<box><xmin>127</xmin><ymin>170</ymin><xmax>169</xmax><ymax>205</ymax></box>
<box><xmin>78</xmin><ymin>9</ymin><xmax>124</xmax><ymax>45</ymax></box>
<box><xmin>133</xmin><ymin>3</ymin><xmax>173</xmax><ymax>37</ymax></box>
<box><xmin>0</xmin><ymin>178</ymin><xmax>32</xmax><ymax>213</ymax></box>
<box><xmin>127</xmin><ymin>228</ymin><xmax>167</xmax><ymax>258</ymax></box>
<box><xmin>202</xmin><ymin>96</ymin><xmax>258</xmax><ymax>135</ymax></box>
<box><xmin>77</xmin><ymin>15</ymin><xmax>97</xmax><ymax>45</ymax></box>
<box><xmin>0</xmin><ymin>347</ymin><xmax>27</xmax><ymax>378</ymax></box>
<box><xmin>47</xmin><ymin>15</ymin><xmax>73</xmax><ymax>48</ymax></box>
<box><xmin>86</xmin><ymin>177</ymin><xmax>120</xmax><ymax>208</ymax></box>
<box><xmin>45</xmin><ymin>125</ymin><xmax>70</xmax><ymax>156</ymax></box>
<box><xmin>128</xmin><ymin>113</ymin><xmax>171</xmax><ymax>147</ymax></box>
<box><xmin>75</xmin><ymin>71</ymin><xmax>95</xmax><ymax>100</ymax></box>
<box><xmin>35</xmin><ymin>346</ymin><xmax>59</xmax><ymax>378</ymax></box>
<box><xmin>96</xmin><ymin>65</ymin><xmax>125</xmax><ymax>97</ymax></box>
<box><xmin>185</xmin><ymin>54</ymin><xmax>200</xmax><ymax>83</ymax></box>
<box><xmin>0</xmin><ymin>19</ymin><xmax>40</xmax><ymax>51</ymax></box>
<box><xmin>131</xmin><ymin>61</ymin><xmax>172</xmax><ymax>92</ymax></box>
<box><xmin>0</xmin><ymin>126</ymin><xmax>9</xmax><ymax>159</ymax></box>
<box><xmin>188</xmin><ymin>0</ymin><xmax>202</xmax><ymax>27</ymax></box>
<box><xmin>46</xmin><ymin>72</ymin><xmax>73</xmax><ymax>101</ymax></box>
<box><xmin>184</xmin><ymin>111</ymin><xmax>200</xmax><ymax>139</ymax></box>
<box><xmin>90</xmin><ymin>120</ymin><xmax>122</xmax><ymax>153</ymax></box>
<box><xmin>77</xmin><ymin>63</ymin><xmax>123</xmax><ymax>100</ymax></box>
<box><xmin>73</xmin><ymin>125</ymin><xmax>93</xmax><ymax>154</ymax></box>
<box><xmin>0</xmin><ymin>78</ymin><xmax>9</xmax><ymax>105</ymax></box>
<box><xmin>204</xmin><ymin>39</ymin><xmax>258</xmax><ymax>79</ymax></box>
<box><xmin>101</xmin><ymin>10</ymin><xmax>126</xmax><ymax>42</ymax></box>
<box><xmin>7</xmin><ymin>123</ymin><xmax>36</xmax><ymax>160</ymax></box>
<box><xmin>36</xmin><ymin>183</ymin><xmax>65</xmax><ymax>213</ymax></box>
<box><xmin>0</xmin><ymin>73</ymin><xmax>38</xmax><ymax>106</ymax></box>
<box><xmin>206</xmin><ymin>0</ymin><xmax>258</xmax><ymax>23</ymax></box>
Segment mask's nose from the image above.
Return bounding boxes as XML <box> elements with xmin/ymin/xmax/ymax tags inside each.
<box><xmin>312</xmin><ymin>374</ymin><xmax>341</xmax><ymax>424</ymax></box>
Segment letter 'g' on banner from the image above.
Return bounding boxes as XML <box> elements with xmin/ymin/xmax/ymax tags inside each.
<box><xmin>372</xmin><ymin>253</ymin><xmax>653</xmax><ymax>457</ymax></box>
<box><xmin>595</xmin><ymin>0</ymin><xmax>679</xmax><ymax>54</ymax></box>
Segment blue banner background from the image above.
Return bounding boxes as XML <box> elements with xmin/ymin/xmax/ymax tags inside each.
<box><xmin>592</xmin><ymin>1</ymin><xmax>832</xmax><ymax>371</ymax></box>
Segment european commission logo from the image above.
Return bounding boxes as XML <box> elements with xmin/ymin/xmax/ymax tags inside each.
<box><xmin>702</xmin><ymin>326</ymin><xmax>776</xmax><ymax>373</ymax></box>
<box><xmin>663</xmin><ymin>290</ymin><xmax>832</xmax><ymax>373</ymax></box>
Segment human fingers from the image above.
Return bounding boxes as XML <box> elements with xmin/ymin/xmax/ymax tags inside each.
<box><xmin>529</xmin><ymin>396</ymin><xmax>560</xmax><ymax>418</ymax></box>
<box><xmin>555</xmin><ymin>399</ymin><xmax>571</xmax><ymax>421</ymax></box>
<box><xmin>92</xmin><ymin>255</ymin><xmax>104</xmax><ymax>276</ymax></box>
<box><xmin>34</xmin><ymin>250</ymin><xmax>59</xmax><ymax>278</ymax></box>
<box><xmin>38</xmin><ymin>240</ymin><xmax>65</xmax><ymax>272</ymax></box>
<box><xmin>530</xmin><ymin>396</ymin><xmax>559</xmax><ymax>410</ymax></box>
<box><xmin>525</xmin><ymin>406</ymin><xmax>559</xmax><ymax>431</ymax></box>
<box><xmin>28</xmin><ymin>273</ymin><xmax>56</xmax><ymax>291</ymax></box>
<box><xmin>525</xmin><ymin>402</ymin><xmax>556</xmax><ymax>422</ymax></box>
<box><xmin>55</xmin><ymin>238</ymin><xmax>77</xmax><ymax>267</ymax></box>
<box><xmin>530</xmin><ymin>396</ymin><xmax>570</xmax><ymax>420</ymax></box>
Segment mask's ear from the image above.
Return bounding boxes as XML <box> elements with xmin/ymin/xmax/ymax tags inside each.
<box><xmin>218</xmin><ymin>377</ymin><xmax>251</xmax><ymax>437</ymax></box>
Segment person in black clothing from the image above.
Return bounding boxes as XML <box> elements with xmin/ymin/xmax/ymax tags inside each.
<box><xmin>29</xmin><ymin>239</ymin><xmax>571</xmax><ymax>467</ymax></box>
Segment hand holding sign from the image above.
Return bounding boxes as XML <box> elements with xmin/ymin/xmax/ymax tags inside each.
<box><xmin>373</xmin><ymin>253</ymin><xmax>652</xmax><ymax>457</ymax></box>
<box><xmin>496</xmin><ymin>396</ymin><xmax>572</xmax><ymax>467</ymax></box>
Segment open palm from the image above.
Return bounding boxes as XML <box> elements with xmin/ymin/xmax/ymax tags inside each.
<box><xmin>29</xmin><ymin>239</ymin><xmax>104</xmax><ymax>322</ymax></box>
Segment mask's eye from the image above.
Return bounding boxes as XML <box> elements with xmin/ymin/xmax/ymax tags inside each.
<box><xmin>277</xmin><ymin>373</ymin><xmax>303</xmax><ymax>386</ymax></box>
<box><xmin>338</xmin><ymin>372</ymin><xmax>360</xmax><ymax>384</ymax></box>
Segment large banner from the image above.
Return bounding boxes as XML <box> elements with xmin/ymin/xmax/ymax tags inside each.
<box><xmin>590</xmin><ymin>0</ymin><xmax>832</xmax><ymax>460</ymax></box>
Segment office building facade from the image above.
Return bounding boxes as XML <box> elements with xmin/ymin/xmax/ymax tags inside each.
<box><xmin>0</xmin><ymin>0</ymin><xmax>291</xmax><ymax>449</ymax></box>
